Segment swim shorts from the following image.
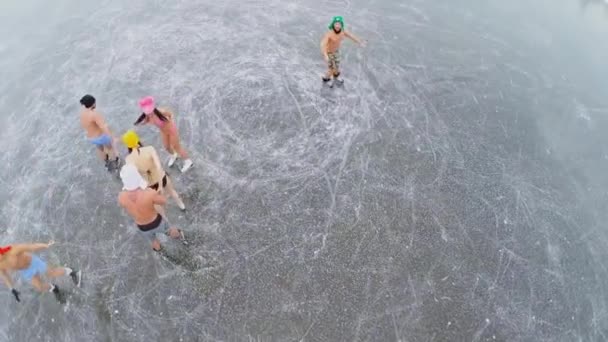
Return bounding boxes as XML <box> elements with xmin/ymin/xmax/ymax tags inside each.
<box><xmin>327</xmin><ymin>51</ymin><xmax>340</xmax><ymax>70</ymax></box>
<box><xmin>19</xmin><ymin>255</ymin><xmax>47</xmax><ymax>283</ymax></box>
<box><xmin>89</xmin><ymin>134</ymin><xmax>112</xmax><ymax>147</ymax></box>
<box><xmin>137</xmin><ymin>215</ymin><xmax>171</xmax><ymax>242</ymax></box>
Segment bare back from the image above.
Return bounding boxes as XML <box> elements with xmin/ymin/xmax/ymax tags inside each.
<box><xmin>0</xmin><ymin>249</ymin><xmax>32</xmax><ymax>272</ymax></box>
<box><xmin>118</xmin><ymin>189</ymin><xmax>163</xmax><ymax>225</ymax></box>
<box><xmin>80</xmin><ymin>110</ymin><xmax>104</xmax><ymax>138</ymax></box>
<box><xmin>125</xmin><ymin>147</ymin><xmax>164</xmax><ymax>185</ymax></box>
<box><xmin>325</xmin><ymin>31</ymin><xmax>346</xmax><ymax>53</ymax></box>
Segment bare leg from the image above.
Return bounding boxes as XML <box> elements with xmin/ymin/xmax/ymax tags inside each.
<box><xmin>96</xmin><ymin>146</ymin><xmax>108</xmax><ymax>162</ymax></box>
<box><xmin>46</xmin><ymin>267</ymin><xmax>68</xmax><ymax>278</ymax></box>
<box><xmin>334</xmin><ymin>67</ymin><xmax>341</xmax><ymax>78</ymax></box>
<box><xmin>161</xmin><ymin>133</ymin><xmax>174</xmax><ymax>155</ymax></box>
<box><xmin>104</xmin><ymin>139</ymin><xmax>118</xmax><ymax>160</ymax></box>
<box><xmin>165</xmin><ymin>177</ymin><xmax>185</xmax><ymax>210</ymax></box>
<box><xmin>170</xmin><ymin>133</ymin><xmax>193</xmax><ymax>172</ymax></box>
<box><xmin>169</xmin><ymin>133</ymin><xmax>189</xmax><ymax>159</ymax></box>
<box><xmin>31</xmin><ymin>274</ymin><xmax>51</xmax><ymax>292</ymax></box>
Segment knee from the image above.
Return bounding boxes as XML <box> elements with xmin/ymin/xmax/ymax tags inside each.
<box><xmin>32</xmin><ymin>282</ymin><xmax>48</xmax><ymax>292</ymax></box>
<box><xmin>171</xmin><ymin>136</ymin><xmax>181</xmax><ymax>147</ymax></box>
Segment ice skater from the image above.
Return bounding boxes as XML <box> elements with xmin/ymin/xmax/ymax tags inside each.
<box><xmin>320</xmin><ymin>16</ymin><xmax>365</xmax><ymax>87</ymax></box>
<box><xmin>0</xmin><ymin>241</ymin><xmax>81</xmax><ymax>303</ymax></box>
<box><xmin>134</xmin><ymin>96</ymin><xmax>193</xmax><ymax>173</ymax></box>
<box><xmin>121</xmin><ymin>130</ymin><xmax>186</xmax><ymax>215</ymax></box>
<box><xmin>79</xmin><ymin>94</ymin><xmax>120</xmax><ymax>171</ymax></box>
<box><xmin>118</xmin><ymin>164</ymin><xmax>186</xmax><ymax>251</ymax></box>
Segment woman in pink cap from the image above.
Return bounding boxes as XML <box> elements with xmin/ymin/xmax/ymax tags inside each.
<box><xmin>134</xmin><ymin>96</ymin><xmax>193</xmax><ymax>172</ymax></box>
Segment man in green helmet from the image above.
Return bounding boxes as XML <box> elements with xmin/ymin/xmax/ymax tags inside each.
<box><xmin>320</xmin><ymin>16</ymin><xmax>365</xmax><ymax>86</ymax></box>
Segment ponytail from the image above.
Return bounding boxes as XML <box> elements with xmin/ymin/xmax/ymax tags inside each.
<box><xmin>153</xmin><ymin>108</ymin><xmax>169</xmax><ymax>122</ymax></box>
<box><xmin>134</xmin><ymin>113</ymin><xmax>146</xmax><ymax>125</ymax></box>
<box><xmin>134</xmin><ymin>108</ymin><xmax>168</xmax><ymax>125</ymax></box>
<box><xmin>127</xmin><ymin>142</ymin><xmax>144</xmax><ymax>154</ymax></box>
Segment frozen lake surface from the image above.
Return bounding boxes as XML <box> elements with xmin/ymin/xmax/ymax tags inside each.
<box><xmin>1</xmin><ymin>0</ymin><xmax>608</xmax><ymax>340</ymax></box>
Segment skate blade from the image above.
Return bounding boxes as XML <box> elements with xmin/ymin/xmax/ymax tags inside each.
<box><xmin>180</xmin><ymin>163</ymin><xmax>193</xmax><ymax>173</ymax></box>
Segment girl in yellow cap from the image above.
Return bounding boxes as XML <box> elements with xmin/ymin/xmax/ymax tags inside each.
<box><xmin>121</xmin><ymin>130</ymin><xmax>186</xmax><ymax>214</ymax></box>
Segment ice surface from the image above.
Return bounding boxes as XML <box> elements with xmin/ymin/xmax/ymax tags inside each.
<box><xmin>0</xmin><ymin>0</ymin><xmax>607</xmax><ymax>341</ymax></box>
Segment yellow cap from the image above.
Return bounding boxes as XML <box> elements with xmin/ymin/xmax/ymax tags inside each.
<box><xmin>122</xmin><ymin>130</ymin><xmax>140</xmax><ymax>149</ymax></box>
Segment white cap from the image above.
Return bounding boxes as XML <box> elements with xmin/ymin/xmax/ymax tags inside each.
<box><xmin>119</xmin><ymin>164</ymin><xmax>147</xmax><ymax>191</ymax></box>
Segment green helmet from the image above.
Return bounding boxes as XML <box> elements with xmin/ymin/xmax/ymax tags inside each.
<box><xmin>329</xmin><ymin>16</ymin><xmax>345</xmax><ymax>30</ymax></box>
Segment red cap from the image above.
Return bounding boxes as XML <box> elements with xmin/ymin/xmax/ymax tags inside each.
<box><xmin>0</xmin><ymin>246</ymin><xmax>12</xmax><ymax>255</ymax></box>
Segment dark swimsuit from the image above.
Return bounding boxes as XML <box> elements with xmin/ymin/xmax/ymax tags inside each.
<box><xmin>137</xmin><ymin>214</ymin><xmax>163</xmax><ymax>232</ymax></box>
<box><xmin>149</xmin><ymin>174</ymin><xmax>168</xmax><ymax>191</ymax></box>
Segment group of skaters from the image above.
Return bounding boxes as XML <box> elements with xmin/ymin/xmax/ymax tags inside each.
<box><xmin>0</xmin><ymin>94</ymin><xmax>194</xmax><ymax>303</ymax></box>
<box><xmin>0</xmin><ymin>16</ymin><xmax>364</xmax><ymax>304</ymax></box>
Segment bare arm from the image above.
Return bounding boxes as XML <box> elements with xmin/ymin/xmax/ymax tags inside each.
<box><xmin>149</xmin><ymin>149</ymin><xmax>164</xmax><ymax>176</ymax></box>
<box><xmin>94</xmin><ymin>114</ymin><xmax>112</xmax><ymax>136</ymax></box>
<box><xmin>345</xmin><ymin>31</ymin><xmax>364</xmax><ymax>46</ymax></box>
<box><xmin>0</xmin><ymin>270</ymin><xmax>14</xmax><ymax>289</ymax></box>
<box><xmin>152</xmin><ymin>191</ymin><xmax>168</xmax><ymax>206</ymax></box>
<box><xmin>320</xmin><ymin>33</ymin><xmax>330</xmax><ymax>59</ymax></box>
<box><xmin>12</xmin><ymin>242</ymin><xmax>52</xmax><ymax>254</ymax></box>
<box><xmin>117</xmin><ymin>194</ymin><xmax>127</xmax><ymax>210</ymax></box>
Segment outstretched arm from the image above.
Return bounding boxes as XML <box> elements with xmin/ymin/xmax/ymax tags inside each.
<box><xmin>12</xmin><ymin>241</ymin><xmax>54</xmax><ymax>254</ymax></box>
<box><xmin>345</xmin><ymin>31</ymin><xmax>365</xmax><ymax>47</ymax></box>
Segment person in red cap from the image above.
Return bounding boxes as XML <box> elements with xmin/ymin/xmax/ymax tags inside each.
<box><xmin>134</xmin><ymin>96</ymin><xmax>194</xmax><ymax>173</ymax></box>
<box><xmin>0</xmin><ymin>241</ymin><xmax>81</xmax><ymax>303</ymax></box>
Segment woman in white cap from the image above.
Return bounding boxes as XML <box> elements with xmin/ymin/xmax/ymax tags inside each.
<box><xmin>117</xmin><ymin>164</ymin><xmax>186</xmax><ymax>251</ymax></box>
<box><xmin>121</xmin><ymin>130</ymin><xmax>186</xmax><ymax>215</ymax></box>
<box><xmin>134</xmin><ymin>96</ymin><xmax>193</xmax><ymax>173</ymax></box>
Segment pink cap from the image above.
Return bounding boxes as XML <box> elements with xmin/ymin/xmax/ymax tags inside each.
<box><xmin>139</xmin><ymin>96</ymin><xmax>155</xmax><ymax>114</ymax></box>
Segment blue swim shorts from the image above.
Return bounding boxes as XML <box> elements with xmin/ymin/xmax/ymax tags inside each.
<box><xmin>19</xmin><ymin>255</ymin><xmax>47</xmax><ymax>283</ymax></box>
<box><xmin>89</xmin><ymin>134</ymin><xmax>112</xmax><ymax>147</ymax></box>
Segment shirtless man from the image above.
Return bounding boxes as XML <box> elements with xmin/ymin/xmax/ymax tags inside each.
<box><xmin>79</xmin><ymin>94</ymin><xmax>120</xmax><ymax>170</ymax></box>
<box><xmin>121</xmin><ymin>130</ymin><xmax>186</xmax><ymax>216</ymax></box>
<box><xmin>118</xmin><ymin>164</ymin><xmax>186</xmax><ymax>251</ymax></box>
<box><xmin>0</xmin><ymin>242</ymin><xmax>81</xmax><ymax>303</ymax></box>
<box><xmin>320</xmin><ymin>16</ymin><xmax>365</xmax><ymax>86</ymax></box>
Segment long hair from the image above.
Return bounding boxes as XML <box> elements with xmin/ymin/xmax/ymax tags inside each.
<box><xmin>153</xmin><ymin>108</ymin><xmax>169</xmax><ymax>122</ymax></box>
<box><xmin>127</xmin><ymin>142</ymin><xmax>144</xmax><ymax>154</ymax></box>
<box><xmin>134</xmin><ymin>108</ymin><xmax>169</xmax><ymax>125</ymax></box>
